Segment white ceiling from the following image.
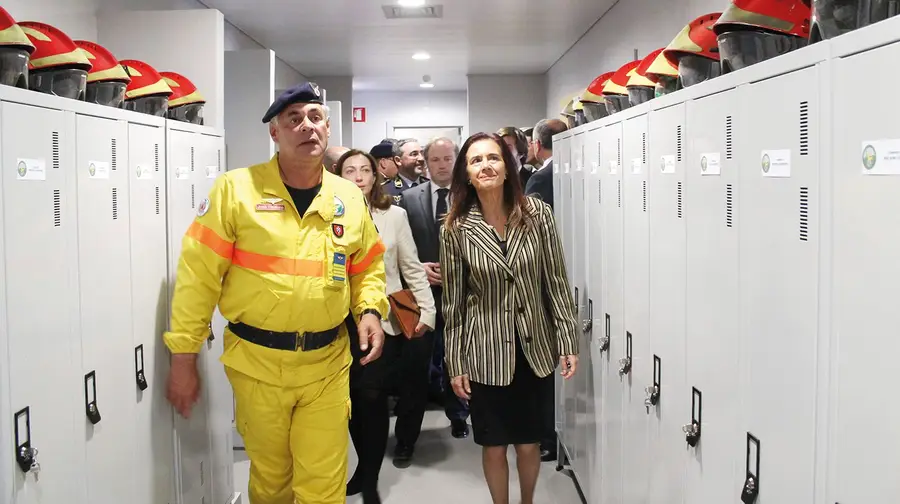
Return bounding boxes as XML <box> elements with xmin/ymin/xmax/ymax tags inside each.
<box><xmin>198</xmin><ymin>0</ymin><xmax>617</xmax><ymax>91</ymax></box>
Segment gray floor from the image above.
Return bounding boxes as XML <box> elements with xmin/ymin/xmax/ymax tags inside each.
<box><xmin>234</xmin><ymin>410</ymin><xmax>583</xmax><ymax>503</ymax></box>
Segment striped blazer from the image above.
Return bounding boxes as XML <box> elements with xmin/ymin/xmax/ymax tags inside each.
<box><xmin>440</xmin><ymin>196</ymin><xmax>578</xmax><ymax>387</ymax></box>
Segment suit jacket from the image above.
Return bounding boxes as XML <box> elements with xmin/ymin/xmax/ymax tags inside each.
<box><xmin>440</xmin><ymin>197</ymin><xmax>578</xmax><ymax>386</ymax></box>
<box><xmin>371</xmin><ymin>205</ymin><xmax>436</xmax><ymax>336</ymax></box>
<box><xmin>524</xmin><ymin>161</ymin><xmax>554</xmax><ymax>210</ymax></box>
<box><xmin>383</xmin><ymin>174</ymin><xmax>428</xmax><ymax>206</ymax></box>
<box><xmin>398</xmin><ymin>182</ymin><xmax>440</xmax><ymax>263</ymax></box>
<box><xmin>519</xmin><ymin>165</ymin><xmax>534</xmax><ymax>189</ymax></box>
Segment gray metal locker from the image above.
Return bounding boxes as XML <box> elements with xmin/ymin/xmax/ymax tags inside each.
<box><xmin>75</xmin><ymin>114</ymin><xmax>135</xmax><ymax>504</ymax></box>
<box><xmin>646</xmin><ymin>103</ymin><xmax>688</xmax><ymax>504</ymax></box>
<box><xmin>2</xmin><ymin>102</ymin><xmax>85</xmax><ymax>504</ymax></box>
<box><xmin>554</xmin><ymin>134</ymin><xmax>574</xmax><ymax>460</ymax></box>
<box><xmin>571</xmin><ymin>131</ymin><xmax>590</xmax><ymax>486</ymax></box>
<box><xmin>597</xmin><ymin>121</ymin><xmax>624</xmax><ymax>504</ymax></box>
<box><xmin>127</xmin><ymin>121</ymin><xmax>175</xmax><ymax>504</ymax></box>
<box><xmin>621</xmin><ymin>112</ymin><xmax>651</xmax><ymax>503</ymax></box>
<box><xmin>828</xmin><ymin>35</ymin><xmax>900</xmax><ymax>504</ymax></box>
<box><xmin>683</xmin><ymin>91</ymin><xmax>741</xmax><ymax>504</ymax></box>
<box><xmin>737</xmin><ymin>66</ymin><xmax>822</xmax><ymax>503</ymax></box>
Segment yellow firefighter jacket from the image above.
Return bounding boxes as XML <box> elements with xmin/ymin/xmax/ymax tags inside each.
<box><xmin>163</xmin><ymin>155</ymin><xmax>389</xmax><ymax>387</ymax></box>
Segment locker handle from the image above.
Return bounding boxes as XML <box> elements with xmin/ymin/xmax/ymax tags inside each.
<box><xmin>14</xmin><ymin>406</ymin><xmax>40</xmax><ymax>474</ymax></box>
<box><xmin>135</xmin><ymin>345</ymin><xmax>148</xmax><ymax>391</ymax></box>
<box><xmin>645</xmin><ymin>355</ymin><xmax>661</xmax><ymax>413</ymax></box>
<box><xmin>683</xmin><ymin>387</ymin><xmax>702</xmax><ymax>447</ymax></box>
<box><xmin>207</xmin><ymin>322</ymin><xmax>215</xmax><ymax>349</ymax></box>
<box><xmin>618</xmin><ymin>332</ymin><xmax>633</xmax><ymax>377</ymax></box>
<box><xmin>582</xmin><ymin>299</ymin><xmax>593</xmax><ymax>333</ymax></box>
<box><xmin>599</xmin><ymin>314</ymin><xmax>610</xmax><ymax>352</ymax></box>
<box><xmin>84</xmin><ymin>371</ymin><xmax>102</xmax><ymax>425</ymax></box>
<box><xmin>741</xmin><ymin>433</ymin><xmax>761</xmax><ymax>504</ymax></box>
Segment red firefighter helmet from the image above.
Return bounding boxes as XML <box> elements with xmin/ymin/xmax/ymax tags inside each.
<box><xmin>645</xmin><ymin>49</ymin><xmax>680</xmax><ymax>96</ymax></box>
<box><xmin>20</xmin><ymin>21</ymin><xmax>91</xmax><ymax>100</ymax></box>
<box><xmin>626</xmin><ymin>49</ymin><xmax>665</xmax><ymax>106</ymax></box>
<box><xmin>75</xmin><ymin>41</ymin><xmax>130</xmax><ymax>108</ymax></box>
<box><xmin>120</xmin><ymin>59</ymin><xmax>172</xmax><ymax>117</ymax></box>
<box><xmin>0</xmin><ymin>8</ymin><xmax>34</xmax><ymax>89</ymax></box>
<box><xmin>160</xmin><ymin>71</ymin><xmax>205</xmax><ymax>124</ymax></box>
<box><xmin>0</xmin><ymin>8</ymin><xmax>34</xmax><ymax>53</ymax></box>
<box><xmin>809</xmin><ymin>0</ymin><xmax>896</xmax><ymax>42</ymax></box>
<box><xmin>663</xmin><ymin>13</ymin><xmax>724</xmax><ymax>88</ymax></box>
<box><xmin>580</xmin><ymin>72</ymin><xmax>614</xmax><ymax>122</ymax></box>
<box><xmin>714</xmin><ymin>0</ymin><xmax>810</xmax><ymax>73</ymax></box>
<box><xmin>601</xmin><ymin>60</ymin><xmax>640</xmax><ymax>115</ymax></box>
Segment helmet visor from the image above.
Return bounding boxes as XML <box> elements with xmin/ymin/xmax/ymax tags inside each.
<box><xmin>718</xmin><ymin>29</ymin><xmax>807</xmax><ymax>74</ymax></box>
<box><xmin>812</xmin><ymin>0</ymin><xmax>900</xmax><ymax>41</ymax></box>
<box><xmin>628</xmin><ymin>86</ymin><xmax>655</xmax><ymax>106</ymax></box>
<box><xmin>604</xmin><ymin>94</ymin><xmax>631</xmax><ymax>115</ymax></box>
<box><xmin>125</xmin><ymin>94</ymin><xmax>170</xmax><ymax>117</ymax></box>
<box><xmin>29</xmin><ymin>68</ymin><xmax>88</xmax><ymax>100</ymax></box>
<box><xmin>574</xmin><ymin>109</ymin><xmax>588</xmax><ymax>127</ymax></box>
<box><xmin>168</xmin><ymin>103</ymin><xmax>205</xmax><ymax>125</ymax></box>
<box><xmin>677</xmin><ymin>54</ymin><xmax>722</xmax><ymax>88</ymax></box>
<box><xmin>86</xmin><ymin>81</ymin><xmax>127</xmax><ymax>108</ymax></box>
<box><xmin>655</xmin><ymin>76</ymin><xmax>679</xmax><ymax>96</ymax></box>
<box><xmin>583</xmin><ymin>102</ymin><xmax>609</xmax><ymax>122</ymax></box>
<box><xmin>0</xmin><ymin>49</ymin><xmax>29</xmax><ymax>89</ymax></box>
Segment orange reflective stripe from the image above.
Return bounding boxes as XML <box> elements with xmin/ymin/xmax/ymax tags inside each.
<box><xmin>186</xmin><ymin>221</ymin><xmax>234</xmax><ymax>259</ymax></box>
<box><xmin>232</xmin><ymin>249</ymin><xmax>324</xmax><ymax>277</ymax></box>
<box><xmin>349</xmin><ymin>240</ymin><xmax>386</xmax><ymax>276</ymax></box>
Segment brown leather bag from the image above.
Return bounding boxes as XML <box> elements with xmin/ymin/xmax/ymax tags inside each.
<box><xmin>388</xmin><ymin>289</ymin><xmax>421</xmax><ymax>339</ymax></box>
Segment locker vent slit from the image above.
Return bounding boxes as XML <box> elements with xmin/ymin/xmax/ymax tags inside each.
<box><xmin>191</xmin><ymin>184</ymin><xmax>196</xmax><ymax>209</ymax></box>
<box><xmin>677</xmin><ymin>125</ymin><xmax>682</xmax><ymax>161</ymax></box>
<box><xmin>800</xmin><ymin>101</ymin><xmax>809</xmax><ymax>156</ymax></box>
<box><xmin>642</xmin><ymin>133</ymin><xmax>647</xmax><ymax>164</ymax></box>
<box><xmin>112</xmin><ymin>188</ymin><xmax>118</xmax><ymax>220</ymax></box>
<box><xmin>53</xmin><ymin>190</ymin><xmax>61</xmax><ymax>227</ymax></box>
<box><xmin>726</xmin><ymin>116</ymin><xmax>733</xmax><ymax>159</ymax></box>
<box><xmin>677</xmin><ymin>181</ymin><xmax>683</xmax><ymax>219</ymax></box>
<box><xmin>154</xmin><ymin>144</ymin><xmax>159</xmax><ymax>171</ymax></box>
<box><xmin>598</xmin><ymin>179</ymin><xmax>601</xmax><ymax>204</ymax></box>
<box><xmin>111</xmin><ymin>138</ymin><xmax>117</xmax><ymax>170</ymax></box>
<box><xmin>218</xmin><ymin>150</ymin><xmax>222</xmax><ymax>171</ymax></box>
<box><xmin>155</xmin><ymin>186</ymin><xmax>160</xmax><ymax>215</ymax></box>
<box><xmin>617</xmin><ymin>180</ymin><xmax>621</xmax><ymax>208</ymax></box>
<box><xmin>642</xmin><ymin>180</ymin><xmax>647</xmax><ymax>212</ymax></box>
<box><xmin>617</xmin><ymin>138</ymin><xmax>621</xmax><ymax>166</ymax></box>
<box><xmin>726</xmin><ymin>184</ymin><xmax>733</xmax><ymax>228</ymax></box>
<box><xmin>191</xmin><ymin>146</ymin><xmax>195</xmax><ymax>171</ymax></box>
<box><xmin>52</xmin><ymin>132</ymin><xmax>60</xmax><ymax>169</ymax></box>
<box><xmin>800</xmin><ymin>187</ymin><xmax>809</xmax><ymax>241</ymax></box>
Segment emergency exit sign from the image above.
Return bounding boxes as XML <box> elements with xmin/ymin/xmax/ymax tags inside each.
<box><xmin>353</xmin><ymin>107</ymin><xmax>366</xmax><ymax>123</ymax></box>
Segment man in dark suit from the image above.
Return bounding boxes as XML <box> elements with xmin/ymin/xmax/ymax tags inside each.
<box><xmin>524</xmin><ymin>118</ymin><xmax>568</xmax><ymax>210</ymax></box>
<box><xmin>393</xmin><ymin>137</ymin><xmax>469</xmax><ymax>468</ymax></box>
<box><xmin>383</xmin><ymin>138</ymin><xmax>428</xmax><ymax>205</ymax></box>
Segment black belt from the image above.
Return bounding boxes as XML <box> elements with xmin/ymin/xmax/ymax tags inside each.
<box><xmin>228</xmin><ymin>322</ymin><xmax>341</xmax><ymax>352</ymax></box>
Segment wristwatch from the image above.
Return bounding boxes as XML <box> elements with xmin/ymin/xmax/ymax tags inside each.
<box><xmin>361</xmin><ymin>309</ymin><xmax>382</xmax><ymax>321</ymax></box>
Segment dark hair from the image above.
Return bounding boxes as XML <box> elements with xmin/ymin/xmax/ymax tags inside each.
<box><xmin>445</xmin><ymin>132</ymin><xmax>532</xmax><ymax>230</ymax></box>
<box><xmin>332</xmin><ymin>149</ymin><xmax>392</xmax><ymax>211</ymax></box>
<box><xmin>496</xmin><ymin>126</ymin><xmax>528</xmax><ymax>166</ymax></box>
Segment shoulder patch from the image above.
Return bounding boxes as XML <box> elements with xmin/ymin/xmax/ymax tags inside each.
<box><xmin>333</xmin><ymin>196</ymin><xmax>345</xmax><ymax>217</ymax></box>
<box><xmin>394</xmin><ymin>178</ymin><xmax>403</xmax><ymax>188</ymax></box>
<box><xmin>197</xmin><ymin>197</ymin><xmax>210</xmax><ymax>216</ymax></box>
<box><xmin>393</xmin><ymin>195</ymin><xmax>402</xmax><ymax>204</ymax></box>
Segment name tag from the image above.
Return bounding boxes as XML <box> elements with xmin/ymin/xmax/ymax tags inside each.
<box><xmin>332</xmin><ymin>252</ymin><xmax>347</xmax><ymax>282</ymax></box>
<box><xmin>256</xmin><ymin>203</ymin><xmax>285</xmax><ymax>212</ymax></box>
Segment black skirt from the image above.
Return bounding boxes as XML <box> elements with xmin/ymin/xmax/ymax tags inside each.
<box><xmin>347</xmin><ymin>314</ymin><xmax>400</xmax><ymax>391</ymax></box>
<box><xmin>469</xmin><ymin>334</ymin><xmax>555</xmax><ymax>446</ymax></box>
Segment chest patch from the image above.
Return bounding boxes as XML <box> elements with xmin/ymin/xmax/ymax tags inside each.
<box><xmin>256</xmin><ymin>202</ymin><xmax>285</xmax><ymax>212</ymax></box>
<box><xmin>332</xmin><ymin>223</ymin><xmax>344</xmax><ymax>238</ymax></box>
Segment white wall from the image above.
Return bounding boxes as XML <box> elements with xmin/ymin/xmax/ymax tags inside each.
<box><xmin>352</xmin><ymin>91</ymin><xmax>468</xmax><ymax>151</ymax></box>
<box><xmin>312</xmin><ymin>76</ymin><xmax>353</xmax><ymax>147</ymax></box>
<box><xmin>546</xmin><ymin>0</ymin><xmax>723</xmax><ymax>118</ymax></box>
<box><xmin>468</xmin><ymin>74</ymin><xmax>546</xmax><ymax>135</ymax></box>
<box><xmin>225</xmin><ymin>49</ymin><xmax>275</xmax><ymax>169</ymax></box>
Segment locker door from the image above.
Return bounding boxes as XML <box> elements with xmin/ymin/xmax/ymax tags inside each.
<box><xmin>556</xmin><ymin>136</ymin><xmax>574</xmax><ymax>456</ymax></box>
<box><xmin>621</xmin><ymin>113</ymin><xmax>650</xmax><ymax>503</ymax></box>
<box><xmin>684</xmin><ymin>92</ymin><xmax>741</xmax><ymax>503</ymax></box>
<box><xmin>647</xmin><ymin>103</ymin><xmax>687</xmax><ymax>504</ymax></box>
<box><xmin>598</xmin><ymin>122</ymin><xmax>624</xmax><ymax>504</ymax></box>
<box><xmin>829</xmin><ymin>40</ymin><xmax>900</xmax><ymax>504</ymax></box>
<box><xmin>167</xmin><ymin>127</ymin><xmax>211</xmax><ymax>504</ymax></box>
<box><xmin>128</xmin><ymin>123</ymin><xmax>174</xmax><ymax>504</ymax></box>
<box><xmin>738</xmin><ymin>66</ymin><xmax>821</xmax><ymax>503</ymax></box>
<box><xmin>2</xmin><ymin>103</ymin><xmax>84</xmax><ymax>504</ymax></box>
<box><xmin>571</xmin><ymin>131</ymin><xmax>588</xmax><ymax>484</ymax></box>
<box><xmin>75</xmin><ymin>115</ymin><xmax>135</xmax><ymax>504</ymax></box>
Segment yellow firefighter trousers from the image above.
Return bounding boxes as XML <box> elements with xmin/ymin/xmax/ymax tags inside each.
<box><xmin>226</xmin><ymin>361</ymin><xmax>350</xmax><ymax>504</ymax></box>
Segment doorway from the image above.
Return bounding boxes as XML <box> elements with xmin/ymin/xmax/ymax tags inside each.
<box><xmin>392</xmin><ymin>126</ymin><xmax>463</xmax><ymax>148</ymax></box>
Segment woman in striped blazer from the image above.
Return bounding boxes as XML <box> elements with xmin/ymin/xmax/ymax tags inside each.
<box><xmin>440</xmin><ymin>132</ymin><xmax>579</xmax><ymax>504</ymax></box>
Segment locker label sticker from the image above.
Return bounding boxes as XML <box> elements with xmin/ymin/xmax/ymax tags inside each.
<box><xmin>174</xmin><ymin>166</ymin><xmax>190</xmax><ymax>180</ymax></box>
<box><xmin>205</xmin><ymin>165</ymin><xmax>218</xmax><ymax>179</ymax></box>
<box><xmin>861</xmin><ymin>140</ymin><xmax>900</xmax><ymax>175</ymax></box>
<box><xmin>564</xmin><ymin>163</ymin><xmax>570</xmax><ymax>174</ymax></box>
<box><xmin>700</xmin><ymin>153</ymin><xmax>721</xmax><ymax>176</ymax></box>
<box><xmin>136</xmin><ymin>165</ymin><xmax>153</xmax><ymax>180</ymax></box>
<box><xmin>631</xmin><ymin>158</ymin><xmax>642</xmax><ymax>174</ymax></box>
<box><xmin>16</xmin><ymin>158</ymin><xmax>45</xmax><ymax>181</ymax></box>
<box><xmin>608</xmin><ymin>160</ymin><xmax>617</xmax><ymax>174</ymax></box>
<box><xmin>660</xmin><ymin>155</ymin><xmax>675</xmax><ymax>174</ymax></box>
<box><xmin>88</xmin><ymin>161</ymin><xmax>110</xmax><ymax>180</ymax></box>
<box><xmin>590</xmin><ymin>161</ymin><xmax>599</xmax><ymax>174</ymax></box>
<box><xmin>761</xmin><ymin>149</ymin><xmax>791</xmax><ymax>178</ymax></box>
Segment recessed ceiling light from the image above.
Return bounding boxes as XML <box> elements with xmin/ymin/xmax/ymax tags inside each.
<box><xmin>412</xmin><ymin>52</ymin><xmax>430</xmax><ymax>60</ymax></box>
<box><xmin>419</xmin><ymin>83</ymin><xmax>434</xmax><ymax>88</ymax></box>
<box><xmin>398</xmin><ymin>0</ymin><xmax>425</xmax><ymax>6</ymax></box>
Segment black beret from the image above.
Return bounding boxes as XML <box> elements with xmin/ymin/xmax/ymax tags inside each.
<box><xmin>262</xmin><ymin>81</ymin><xmax>324</xmax><ymax>123</ymax></box>
<box><xmin>370</xmin><ymin>142</ymin><xmax>394</xmax><ymax>159</ymax></box>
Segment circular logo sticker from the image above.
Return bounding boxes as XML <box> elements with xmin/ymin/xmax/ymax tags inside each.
<box><xmin>660</xmin><ymin>158</ymin><xmax>667</xmax><ymax>172</ymax></box>
<box><xmin>863</xmin><ymin>144</ymin><xmax>877</xmax><ymax>171</ymax></box>
<box><xmin>197</xmin><ymin>198</ymin><xmax>210</xmax><ymax>217</ymax></box>
<box><xmin>762</xmin><ymin>154</ymin><xmax>771</xmax><ymax>174</ymax></box>
<box><xmin>136</xmin><ymin>165</ymin><xmax>144</xmax><ymax>178</ymax></box>
<box><xmin>89</xmin><ymin>163</ymin><xmax>96</xmax><ymax>177</ymax></box>
<box><xmin>333</xmin><ymin>196</ymin><xmax>345</xmax><ymax>217</ymax></box>
<box><xmin>701</xmin><ymin>156</ymin><xmax>708</xmax><ymax>172</ymax></box>
<box><xmin>17</xmin><ymin>161</ymin><xmax>26</xmax><ymax>177</ymax></box>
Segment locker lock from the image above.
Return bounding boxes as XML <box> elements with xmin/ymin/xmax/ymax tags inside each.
<box><xmin>17</xmin><ymin>446</ymin><xmax>40</xmax><ymax>474</ymax></box>
<box><xmin>682</xmin><ymin>422</ymin><xmax>701</xmax><ymax>447</ymax></box>
<box><xmin>135</xmin><ymin>345</ymin><xmax>148</xmax><ymax>392</ymax></box>
<box><xmin>599</xmin><ymin>314</ymin><xmax>611</xmax><ymax>352</ymax></box>
<box><xmin>645</xmin><ymin>355</ymin><xmax>662</xmax><ymax>413</ymax></box>
<box><xmin>582</xmin><ymin>299</ymin><xmax>593</xmax><ymax>333</ymax></box>
<box><xmin>741</xmin><ymin>476</ymin><xmax>758</xmax><ymax>504</ymax></box>
<box><xmin>644</xmin><ymin>386</ymin><xmax>660</xmax><ymax>413</ymax></box>
<box><xmin>84</xmin><ymin>371</ymin><xmax>102</xmax><ymax>425</ymax></box>
<box><xmin>618</xmin><ymin>332</ymin><xmax>633</xmax><ymax>377</ymax></box>
<box><xmin>14</xmin><ymin>407</ymin><xmax>40</xmax><ymax>474</ymax></box>
<box><xmin>741</xmin><ymin>433</ymin><xmax>761</xmax><ymax>504</ymax></box>
<box><xmin>684</xmin><ymin>387</ymin><xmax>702</xmax><ymax>447</ymax></box>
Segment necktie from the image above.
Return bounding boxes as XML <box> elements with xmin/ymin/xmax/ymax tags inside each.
<box><xmin>435</xmin><ymin>188</ymin><xmax>449</xmax><ymax>225</ymax></box>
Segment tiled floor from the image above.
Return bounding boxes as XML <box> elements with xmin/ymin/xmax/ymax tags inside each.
<box><xmin>234</xmin><ymin>409</ymin><xmax>583</xmax><ymax>503</ymax></box>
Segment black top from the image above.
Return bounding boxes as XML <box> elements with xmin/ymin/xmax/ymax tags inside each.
<box><xmin>285</xmin><ymin>183</ymin><xmax>321</xmax><ymax>217</ymax></box>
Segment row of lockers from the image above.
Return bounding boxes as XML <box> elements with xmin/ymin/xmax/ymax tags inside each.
<box><xmin>0</xmin><ymin>84</ymin><xmax>235</xmax><ymax>504</ymax></box>
<box><xmin>552</xmin><ymin>19</ymin><xmax>900</xmax><ymax>504</ymax></box>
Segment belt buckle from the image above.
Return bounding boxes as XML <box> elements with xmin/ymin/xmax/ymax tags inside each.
<box><xmin>294</xmin><ymin>332</ymin><xmax>306</xmax><ymax>352</ymax></box>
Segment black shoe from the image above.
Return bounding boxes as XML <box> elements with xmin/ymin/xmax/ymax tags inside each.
<box><xmin>392</xmin><ymin>443</ymin><xmax>414</xmax><ymax>468</ymax></box>
<box><xmin>451</xmin><ymin>419</ymin><xmax>469</xmax><ymax>439</ymax></box>
<box><xmin>362</xmin><ymin>487</ymin><xmax>382</xmax><ymax>504</ymax></box>
<box><xmin>540</xmin><ymin>446</ymin><xmax>557</xmax><ymax>462</ymax></box>
<box><xmin>346</xmin><ymin>470</ymin><xmax>363</xmax><ymax>496</ymax></box>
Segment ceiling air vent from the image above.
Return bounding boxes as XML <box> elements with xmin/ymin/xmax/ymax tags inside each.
<box><xmin>382</xmin><ymin>5</ymin><xmax>443</xmax><ymax>19</ymax></box>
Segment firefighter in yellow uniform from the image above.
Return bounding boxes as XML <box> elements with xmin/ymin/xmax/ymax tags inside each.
<box><xmin>164</xmin><ymin>81</ymin><xmax>389</xmax><ymax>504</ymax></box>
